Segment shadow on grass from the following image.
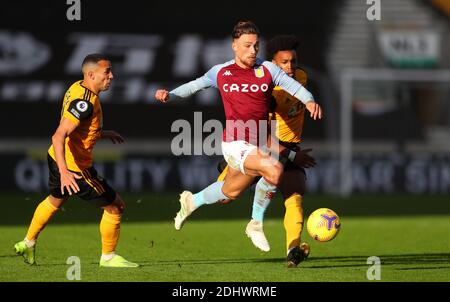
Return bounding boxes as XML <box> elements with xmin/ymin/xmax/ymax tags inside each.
<box><xmin>136</xmin><ymin>253</ymin><xmax>450</xmax><ymax>270</ymax></box>
<box><xmin>307</xmin><ymin>253</ymin><xmax>450</xmax><ymax>269</ymax></box>
<box><xmin>3</xmin><ymin>253</ymin><xmax>449</xmax><ymax>272</ymax></box>
<box><xmin>137</xmin><ymin>257</ymin><xmax>283</xmax><ymax>267</ymax></box>
<box><xmin>311</xmin><ymin>253</ymin><xmax>450</xmax><ymax>262</ymax></box>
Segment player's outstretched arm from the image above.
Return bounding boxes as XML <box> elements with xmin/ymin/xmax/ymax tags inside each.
<box><xmin>154</xmin><ymin>79</ymin><xmax>207</xmax><ymax>103</ymax></box>
<box><xmin>154</xmin><ymin>63</ymin><xmax>224</xmax><ymax>103</ymax></box>
<box><xmin>264</xmin><ymin>61</ymin><xmax>323</xmax><ymax>120</ymax></box>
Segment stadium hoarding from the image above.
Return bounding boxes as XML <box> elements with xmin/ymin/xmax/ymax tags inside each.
<box><xmin>2</xmin><ymin>152</ymin><xmax>450</xmax><ymax>194</ymax></box>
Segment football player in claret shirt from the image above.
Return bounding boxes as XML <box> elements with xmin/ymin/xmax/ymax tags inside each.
<box><xmin>14</xmin><ymin>54</ymin><xmax>138</xmax><ymax>268</ymax></box>
<box><xmin>155</xmin><ymin>21</ymin><xmax>322</xmax><ymax>258</ymax></box>
<box><xmin>218</xmin><ymin>35</ymin><xmax>315</xmax><ymax>267</ymax></box>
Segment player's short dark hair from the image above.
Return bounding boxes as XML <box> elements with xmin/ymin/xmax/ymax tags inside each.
<box><xmin>232</xmin><ymin>21</ymin><xmax>260</xmax><ymax>39</ymax></box>
<box><xmin>81</xmin><ymin>53</ymin><xmax>110</xmax><ymax>68</ymax></box>
<box><xmin>265</xmin><ymin>35</ymin><xmax>299</xmax><ymax>60</ymax></box>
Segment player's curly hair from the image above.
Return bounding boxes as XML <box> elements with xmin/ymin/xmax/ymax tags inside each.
<box><xmin>265</xmin><ymin>35</ymin><xmax>299</xmax><ymax>60</ymax></box>
<box><xmin>232</xmin><ymin>20</ymin><xmax>260</xmax><ymax>39</ymax></box>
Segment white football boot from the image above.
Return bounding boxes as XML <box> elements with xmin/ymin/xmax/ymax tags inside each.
<box><xmin>245</xmin><ymin>219</ymin><xmax>270</xmax><ymax>252</ymax></box>
<box><xmin>174</xmin><ymin>191</ymin><xmax>195</xmax><ymax>230</ymax></box>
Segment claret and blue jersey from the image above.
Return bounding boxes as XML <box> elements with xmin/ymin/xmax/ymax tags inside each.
<box><xmin>170</xmin><ymin>58</ymin><xmax>314</xmax><ymax>144</ymax></box>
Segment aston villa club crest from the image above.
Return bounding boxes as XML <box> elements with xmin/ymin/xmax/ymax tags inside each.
<box><xmin>254</xmin><ymin>66</ymin><xmax>264</xmax><ymax>78</ymax></box>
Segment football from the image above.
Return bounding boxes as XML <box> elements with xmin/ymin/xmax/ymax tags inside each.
<box><xmin>307</xmin><ymin>208</ymin><xmax>341</xmax><ymax>242</ymax></box>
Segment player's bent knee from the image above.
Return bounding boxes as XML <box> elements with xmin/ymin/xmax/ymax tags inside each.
<box><xmin>115</xmin><ymin>202</ymin><xmax>125</xmax><ymax>214</ymax></box>
<box><xmin>117</xmin><ymin>203</ymin><xmax>125</xmax><ymax>214</ymax></box>
<box><xmin>219</xmin><ymin>199</ymin><xmax>233</xmax><ymax>205</ymax></box>
<box><xmin>104</xmin><ymin>194</ymin><xmax>125</xmax><ymax>214</ymax></box>
<box><xmin>263</xmin><ymin>162</ymin><xmax>283</xmax><ymax>186</ymax></box>
<box><xmin>104</xmin><ymin>204</ymin><xmax>124</xmax><ymax>215</ymax></box>
<box><xmin>222</xmin><ymin>190</ymin><xmax>240</xmax><ymax>201</ymax></box>
<box><xmin>48</xmin><ymin>195</ymin><xmax>67</xmax><ymax>208</ymax></box>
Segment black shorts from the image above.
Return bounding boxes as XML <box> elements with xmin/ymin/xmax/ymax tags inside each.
<box><xmin>47</xmin><ymin>154</ymin><xmax>116</xmax><ymax>207</ymax></box>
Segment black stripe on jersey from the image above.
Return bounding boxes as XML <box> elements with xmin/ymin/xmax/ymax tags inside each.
<box><xmin>83</xmin><ymin>89</ymin><xmax>88</xmax><ymax>101</ymax></box>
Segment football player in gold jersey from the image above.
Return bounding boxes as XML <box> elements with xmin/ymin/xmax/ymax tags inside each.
<box><xmin>14</xmin><ymin>54</ymin><xmax>138</xmax><ymax>267</ymax></box>
<box><xmin>267</xmin><ymin>35</ymin><xmax>312</xmax><ymax>267</ymax></box>
<box><xmin>217</xmin><ymin>35</ymin><xmax>315</xmax><ymax>267</ymax></box>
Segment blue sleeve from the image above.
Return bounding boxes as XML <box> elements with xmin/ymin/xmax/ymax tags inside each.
<box><xmin>262</xmin><ymin>61</ymin><xmax>315</xmax><ymax>104</ymax></box>
<box><xmin>169</xmin><ymin>76</ymin><xmax>214</xmax><ymax>98</ymax></box>
<box><xmin>169</xmin><ymin>63</ymin><xmax>226</xmax><ymax>98</ymax></box>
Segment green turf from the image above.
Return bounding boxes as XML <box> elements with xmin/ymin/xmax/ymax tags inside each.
<box><xmin>0</xmin><ymin>192</ymin><xmax>449</xmax><ymax>282</ymax></box>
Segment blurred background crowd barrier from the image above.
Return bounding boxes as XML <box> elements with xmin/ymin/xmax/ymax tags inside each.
<box><xmin>1</xmin><ymin>0</ymin><xmax>450</xmax><ymax>195</ymax></box>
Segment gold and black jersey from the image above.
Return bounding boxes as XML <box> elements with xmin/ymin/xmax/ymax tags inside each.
<box><xmin>270</xmin><ymin>69</ymin><xmax>308</xmax><ymax>143</ymax></box>
<box><xmin>48</xmin><ymin>80</ymin><xmax>103</xmax><ymax>172</ymax></box>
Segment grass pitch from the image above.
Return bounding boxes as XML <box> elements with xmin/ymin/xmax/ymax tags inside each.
<box><xmin>0</xmin><ymin>192</ymin><xmax>449</xmax><ymax>282</ymax></box>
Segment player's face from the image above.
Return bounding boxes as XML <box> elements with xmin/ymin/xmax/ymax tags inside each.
<box><xmin>94</xmin><ymin>60</ymin><xmax>114</xmax><ymax>92</ymax></box>
<box><xmin>232</xmin><ymin>34</ymin><xmax>259</xmax><ymax>68</ymax></box>
<box><xmin>272</xmin><ymin>50</ymin><xmax>297</xmax><ymax>77</ymax></box>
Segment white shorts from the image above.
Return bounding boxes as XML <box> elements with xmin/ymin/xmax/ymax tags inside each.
<box><xmin>221</xmin><ymin>140</ymin><xmax>257</xmax><ymax>174</ymax></box>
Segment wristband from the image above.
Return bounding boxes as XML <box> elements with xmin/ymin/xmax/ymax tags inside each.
<box><xmin>288</xmin><ymin>150</ymin><xmax>296</xmax><ymax>162</ymax></box>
